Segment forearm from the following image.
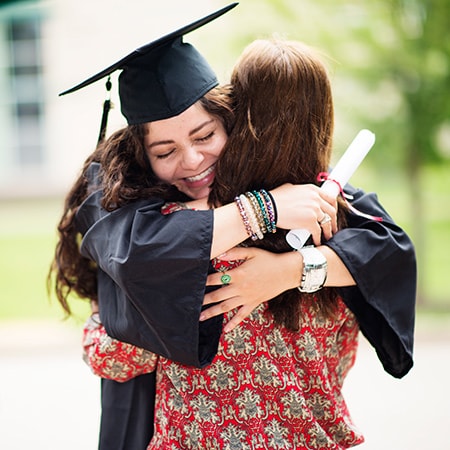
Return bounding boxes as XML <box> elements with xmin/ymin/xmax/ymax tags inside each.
<box><xmin>318</xmin><ymin>245</ymin><xmax>356</xmax><ymax>287</ymax></box>
<box><xmin>211</xmin><ymin>202</ymin><xmax>249</xmax><ymax>258</ymax></box>
<box><xmin>82</xmin><ymin>314</ymin><xmax>158</xmax><ymax>382</ymax></box>
<box><xmin>257</xmin><ymin>249</ymin><xmax>355</xmax><ymax>291</ymax></box>
<box><xmin>209</xmin><ymin>181</ymin><xmax>339</xmax><ymax>259</ymax></box>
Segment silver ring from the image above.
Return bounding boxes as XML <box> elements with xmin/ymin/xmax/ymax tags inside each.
<box><xmin>319</xmin><ymin>213</ymin><xmax>332</xmax><ymax>225</ymax></box>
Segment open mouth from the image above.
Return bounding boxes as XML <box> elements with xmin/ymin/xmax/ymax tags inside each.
<box><xmin>185</xmin><ymin>165</ymin><xmax>215</xmax><ymax>182</ymax></box>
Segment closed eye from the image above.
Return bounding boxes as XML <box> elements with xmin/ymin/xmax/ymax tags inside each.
<box><xmin>196</xmin><ymin>131</ymin><xmax>214</xmax><ymax>142</ymax></box>
<box><xmin>154</xmin><ymin>148</ymin><xmax>175</xmax><ymax>159</ymax></box>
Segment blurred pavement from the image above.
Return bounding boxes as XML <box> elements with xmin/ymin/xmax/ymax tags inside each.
<box><xmin>0</xmin><ymin>319</ymin><xmax>449</xmax><ymax>450</ymax></box>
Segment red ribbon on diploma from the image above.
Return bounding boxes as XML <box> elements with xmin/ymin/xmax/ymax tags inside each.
<box><xmin>317</xmin><ymin>172</ymin><xmax>383</xmax><ymax>222</ymax></box>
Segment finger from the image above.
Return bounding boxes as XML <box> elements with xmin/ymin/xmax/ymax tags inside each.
<box><xmin>320</xmin><ymin>189</ymin><xmax>338</xmax><ymax>209</ymax></box>
<box><xmin>223</xmin><ymin>305</ymin><xmax>255</xmax><ymax>332</ymax></box>
<box><xmin>206</xmin><ymin>272</ymin><xmax>223</xmax><ymax>287</ymax></box>
<box><xmin>320</xmin><ymin>220</ymin><xmax>333</xmax><ymax>241</ymax></box>
<box><xmin>217</xmin><ymin>246</ymin><xmax>255</xmax><ymax>261</ymax></box>
<box><xmin>203</xmin><ymin>285</ymin><xmax>234</xmax><ymax>304</ymax></box>
<box><xmin>320</xmin><ymin>197</ymin><xmax>338</xmax><ymax>232</ymax></box>
<box><xmin>200</xmin><ymin>297</ymin><xmax>239</xmax><ymax>321</ymax></box>
<box><xmin>206</xmin><ymin>269</ymin><xmax>240</xmax><ymax>287</ymax></box>
<box><xmin>310</xmin><ymin>222</ymin><xmax>323</xmax><ymax>246</ymax></box>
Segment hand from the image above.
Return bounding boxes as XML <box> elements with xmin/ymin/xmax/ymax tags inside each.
<box><xmin>200</xmin><ymin>246</ymin><xmax>301</xmax><ymax>332</ymax></box>
<box><xmin>90</xmin><ymin>300</ymin><xmax>99</xmax><ymax>314</ymax></box>
<box><xmin>270</xmin><ymin>183</ymin><xmax>337</xmax><ymax>246</ymax></box>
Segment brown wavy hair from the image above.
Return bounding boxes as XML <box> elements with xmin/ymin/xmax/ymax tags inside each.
<box><xmin>50</xmin><ymin>38</ymin><xmax>346</xmax><ymax>331</ymax></box>
<box><xmin>49</xmin><ymin>87</ymin><xmax>234</xmax><ymax>315</ymax></box>
<box><xmin>209</xmin><ymin>38</ymin><xmax>347</xmax><ymax>330</ymax></box>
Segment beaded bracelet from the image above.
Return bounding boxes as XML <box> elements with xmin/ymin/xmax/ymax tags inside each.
<box><xmin>245</xmin><ymin>192</ymin><xmax>267</xmax><ymax>234</ymax></box>
<box><xmin>240</xmin><ymin>194</ymin><xmax>264</xmax><ymax>240</ymax></box>
<box><xmin>260</xmin><ymin>189</ymin><xmax>277</xmax><ymax>230</ymax></box>
<box><xmin>252</xmin><ymin>190</ymin><xmax>273</xmax><ymax>233</ymax></box>
<box><xmin>234</xmin><ymin>195</ymin><xmax>257</xmax><ymax>240</ymax></box>
<box><xmin>234</xmin><ymin>189</ymin><xmax>278</xmax><ymax>240</ymax></box>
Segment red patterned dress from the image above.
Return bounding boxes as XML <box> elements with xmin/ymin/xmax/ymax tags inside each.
<box><xmin>82</xmin><ymin>204</ymin><xmax>364</xmax><ymax>449</ymax></box>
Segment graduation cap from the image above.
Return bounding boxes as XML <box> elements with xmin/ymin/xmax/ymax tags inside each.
<box><xmin>60</xmin><ymin>2</ymin><xmax>238</xmax><ymax>143</ymax></box>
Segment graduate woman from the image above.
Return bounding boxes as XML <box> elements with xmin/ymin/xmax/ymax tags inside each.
<box><xmin>51</xmin><ymin>4</ymin><xmax>339</xmax><ymax>447</ymax></box>
<box><xmin>50</xmin><ymin>3</ymin><xmax>416</xmax><ymax>449</ymax></box>
<box><xmin>81</xmin><ymin>36</ymin><xmax>417</xmax><ymax>448</ymax></box>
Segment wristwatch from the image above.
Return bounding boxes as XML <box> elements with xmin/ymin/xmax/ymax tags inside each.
<box><xmin>297</xmin><ymin>246</ymin><xmax>328</xmax><ymax>293</ymax></box>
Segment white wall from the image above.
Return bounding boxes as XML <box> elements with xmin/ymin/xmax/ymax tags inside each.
<box><xmin>1</xmin><ymin>0</ymin><xmax>235</xmax><ymax>197</ymax></box>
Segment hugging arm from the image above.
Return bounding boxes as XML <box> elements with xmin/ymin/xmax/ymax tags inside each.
<box><xmin>83</xmin><ymin>313</ymin><xmax>158</xmax><ymax>382</ymax></box>
<box><xmin>76</xmin><ymin>164</ymin><xmax>338</xmax><ymax>368</ymax></box>
<box><xmin>203</xmin><ymin>185</ymin><xmax>416</xmax><ymax>378</ymax></box>
<box><xmin>77</xmin><ymin>190</ymin><xmax>223</xmax><ymax>368</ymax></box>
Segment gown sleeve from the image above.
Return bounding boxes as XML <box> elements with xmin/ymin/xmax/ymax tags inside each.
<box><xmin>325</xmin><ymin>184</ymin><xmax>417</xmax><ymax>379</ymax></box>
<box><xmin>75</xmin><ymin>165</ymin><xmax>223</xmax><ymax>369</ymax></box>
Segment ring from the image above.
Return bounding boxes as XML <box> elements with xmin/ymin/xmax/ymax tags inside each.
<box><xmin>220</xmin><ymin>273</ymin><xmax>231</xmax><ymax>285</ymax></box>
<box><xmin>319</xmin><ymin>213</ymin><xmax>332</xmax><ymax>225</ymax></box>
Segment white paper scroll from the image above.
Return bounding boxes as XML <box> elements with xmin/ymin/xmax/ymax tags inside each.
<box><xmin>286</xmin><ymin>129</ymin><xmax>376</xmax><ymax>250</ymax></box>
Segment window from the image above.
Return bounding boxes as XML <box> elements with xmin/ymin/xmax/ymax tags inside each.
<box><xmin>7</xmin><ymin>16</ymin><xmax>44</xmax><ymax>166</ymax></box>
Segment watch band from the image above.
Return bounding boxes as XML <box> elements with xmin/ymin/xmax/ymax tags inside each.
<box><xmin>297</xmin><ymin>246</ymin><xmax>328</xmax><ymax>293</ymax></box>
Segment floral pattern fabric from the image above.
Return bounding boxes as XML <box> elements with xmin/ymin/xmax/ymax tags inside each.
<box><xmin>150</xmin><ymin>299</ymin><xmax>362</xmax><ymax>450</ymax></box>
<box><xmin>82</xmin><ymin>313</ymin><xmax>158</xmax><ymax>382</ymax></box>
<box><xmin>82</xmin><ymin>202</ymin><xmax>364</xmax><ymax>449</ymax></box>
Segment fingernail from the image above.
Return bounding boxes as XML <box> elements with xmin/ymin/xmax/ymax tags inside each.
<box><xmin>199</xmin><ymin>313</ymin><xmax>205</xmax><ymax>321</ymax></box>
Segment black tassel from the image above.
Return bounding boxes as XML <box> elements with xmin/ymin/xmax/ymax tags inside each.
<box><xmin>97</xmin><ymin>76</ymin><xmax>112</xmax><ymax>145</ymax></box>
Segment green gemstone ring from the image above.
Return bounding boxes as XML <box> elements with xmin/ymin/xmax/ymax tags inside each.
<box><xmin>220</xmin><ymin>273</ymin><xmax>231</xmax><ymax>285</ymax></box>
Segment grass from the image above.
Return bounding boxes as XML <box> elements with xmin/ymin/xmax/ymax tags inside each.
<box><xmin>0</xmin><ymin>163</ymin><xmax>449</xmax><ymax>324</ymax></box>
<box><xmin>0</xmin><ymin>198</ymin><xmax>91</xmax><ymax>325</ymax></box>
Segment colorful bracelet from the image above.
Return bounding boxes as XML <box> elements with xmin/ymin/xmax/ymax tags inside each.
<box><xmin>261</xmin><ymin>189</ymin><xmax>277</xmax><ymax>229</ymax></box>
<box><xmin>245</xmin><ymin>192</ymin><xmax>267</xmax><ymax>234</ymax></box>
<box><xmin>235</xmin><ymin>195</ymin><xmax>258</xmax><ymax>240</ymax></box>
<box><xmin>234</xmin><ymin>189</ymin><xmax>278</xmax><ymax>241</ymax></box>
<box><xmin>240</xmin><ymin>194</ymin><xmax>264</xmax><ymax>239</ymax></box>
<box><xmin>252</xmin><ymin>190</ymin><xmax>273</xmax><ymax>233</ymax></box>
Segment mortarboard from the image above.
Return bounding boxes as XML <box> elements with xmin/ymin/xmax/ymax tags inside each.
<box><xmin>60</xmin><ymin>2</ymin><xmax>238</xmax><ymax>142</ymax></box>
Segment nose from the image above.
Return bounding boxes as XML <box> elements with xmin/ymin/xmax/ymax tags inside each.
<box><xmin>180</xmin><ymin>145</ymin><xmax>204</xmax><ymax>170</ymax></box>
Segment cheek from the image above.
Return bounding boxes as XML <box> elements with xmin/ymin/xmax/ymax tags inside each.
<box><xmin>215</xmin><ymin>134</ymin><xmax>228</xmax><ymax>157</ymax></box>
<box><xmin>150</xmin><ymin>160</ymin><xmax>172</xmax><ymax>184</ymax></box>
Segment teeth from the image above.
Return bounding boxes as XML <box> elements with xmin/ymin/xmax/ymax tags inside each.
<box><xmin>186</xmin><ymin>165</ymin><xmax>214</xmax><ymax>182</ymax></box>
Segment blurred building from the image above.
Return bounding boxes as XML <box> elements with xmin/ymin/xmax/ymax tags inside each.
<box><xmin>0</xmin><ymin>0</ymin><xmax>232</xmax><ymax>198</ymax></box>
<box><xmin>0</xmin><ymin>0</ymin><xmax>46</xmax><ymax>197</ymax></box>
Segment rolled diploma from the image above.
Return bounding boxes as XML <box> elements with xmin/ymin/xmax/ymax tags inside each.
<box><xmin>286</xmin><ymin>129</ymin><xmax>376</xmax><ymax>250</ymax></box>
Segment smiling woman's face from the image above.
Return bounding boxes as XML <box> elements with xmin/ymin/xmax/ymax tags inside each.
<box><xmin>144</xmin><ymin>102</ymin><xmax>228</xmax><ymax>200</ymax></box>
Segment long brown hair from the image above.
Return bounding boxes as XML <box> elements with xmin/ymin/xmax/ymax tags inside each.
<box><xmin>209</xmin><ymin>38</ymin><xmax>347</xmax><ymax>330</ymax></box>
<box><xmin>49</xmin><ymin>87</ymin><xmax>234</xmax><ymax>315</ymax></box>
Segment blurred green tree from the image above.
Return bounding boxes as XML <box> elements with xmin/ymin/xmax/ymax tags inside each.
<box><xmin>338</xmin><ymin>0</ymin><xmax>450</xmax><ymax>302</ymax></box>
<box><xmin>383</xmin><ymin>0</ymin><xmax>450</xmax><ymax>301</ymax></box>
<box><xmin>229</xmin><ymin>0</ymin><xmax>450</xmax><ymax>303</ymax></box>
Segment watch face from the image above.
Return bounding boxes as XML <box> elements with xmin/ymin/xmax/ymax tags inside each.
<box><xmin>310</xmin><ymin>269</ymin><xmax>325</xmax><ymax>285</ymax></box>
<box><xmin>300</xmin><ymin>247</ymin><xmax>327</xmax><ymax>292</ymax></box>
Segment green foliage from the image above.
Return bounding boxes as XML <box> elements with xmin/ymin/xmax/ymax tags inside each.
<box><xmin>0</xmin><ymin>198</ymin><xmax>91</xmax><ymax>324</ymax></box>
<box><xmin>226</xmin><ymin>0</ymin><xmax>450</xmax><ymax>167</ymax></box>
<box><xmin>224</xmin><ymin>0</ymin><xmax>450</xmax><ymax>303</ymax></box>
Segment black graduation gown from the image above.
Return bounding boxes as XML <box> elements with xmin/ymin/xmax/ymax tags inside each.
<box><xmin>325</xmin><ymin>184</ymin><xmax>416</xmax><ymax>379</ymax></box>
<box><xmin>76</xmin><ymin>189</ymin><xmax>223</xmax><ymax>369</ymax></box>
<box><xmin>98</xmin><ymin>373</ymin><xmax>155</xmax><ymax>450</ymax></box>
<box><xmin>76</xmin><ymin>164</ymin><xmax>416</xmax><ymax>449</ymax></box>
